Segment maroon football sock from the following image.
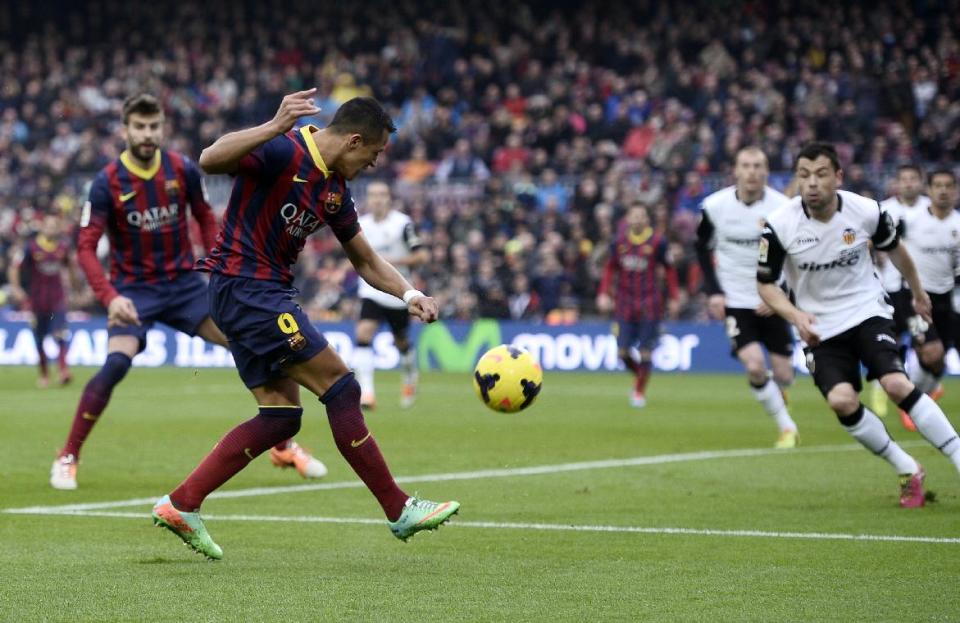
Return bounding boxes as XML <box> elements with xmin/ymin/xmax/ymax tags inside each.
<box><xmin>322</xmin><ymin>373</ymin><xmax>408</xmax><ymax>521</ymax></box>
<box><xmin>273</xmin><ymin>438</ymin><xmax>293</xmax><ymax>451</ymax></box>
<box><xmin>170</xmin><ymin>407</ymin><xmax>302</xmax><ymax>512</ymax></box>
<box><xmin>635</xmin><ymin>362</ymin><xmax>652</xmax><ymax>394</ymax></box>
<box><xmin>61</xmin><ymin>352</ymin><xmax>131</xmax><ymax>458</ymax></box>
<box><xmin>57</xmin><ymin>339</ymin><xmax>68</xmax><ymax>373</ymax></box>
<box><xmin>37</xmin><ymin>343</ymin><xmax>49</xmax><ymax>377</ymax></box>
<box><xmin>621</xmin><ymin>355</ymin><xmax>639</xmax><ymax>375</ymax></box>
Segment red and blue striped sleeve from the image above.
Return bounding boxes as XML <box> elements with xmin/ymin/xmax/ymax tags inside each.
<box><xmin>183</xmin><ymin>157</ymin><xmax>219</xmax><ymax>252</ymax></box>
<box><xmin>325</xmin><ymin>184</ymin><xmax>361</xmax><ymax>243</ymax></box>
<box><xmin>236</xmin><ymin>135</ymin><xmax>294</xmax><ymax>180</ymax></box>
<box><xmin>77</xmin><ymin>172</ymin><xmax>120</xmax><ymax>306</ymax></box>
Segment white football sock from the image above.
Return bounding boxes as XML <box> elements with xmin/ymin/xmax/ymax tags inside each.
<box><xmin>353</xmin><ymin>345</ymin><xmax>375</xmax><ymax>397</ymax></box>
<box><xmin>908</xmin><ymin>394</ymin><xmax>960</xmax><ymax>472</ymax></box>
<box><xmin>909</xmin><ymin>365</ymin><xmax>939</xmax><ymax>395</ymax></box>
<box><xmin>751</xmin><ymin>379</ymin><xmax>797</xmax><ymax>433</ymax></box>
<box><xmin>399</xmin><ymin>348</ymin><xmax>418</xmax><ymax>386</ymax></box>
<box><xmin>844</xmin><ymin>407</ymin><xmax>919</xmax><ymax>475</ymax></box>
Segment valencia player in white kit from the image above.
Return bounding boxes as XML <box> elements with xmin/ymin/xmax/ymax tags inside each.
<box><xmin>353</xmin><ymin>181</ymin><xmax>429</xmax><ymax>409</ymax></box>
<box><xmin>897</xmin><ymin>170</ymin><xmax>960</xmax><ymax>429</ymax></box>
<box><xmin>757</xmin><ymin>142</ymin><xmax>960</xmax><ymax>508</ymax></box>
<box><xmin>697</xmin><ymin>147</ymin><xmax>799</xmax><ymax>448</ymax></box>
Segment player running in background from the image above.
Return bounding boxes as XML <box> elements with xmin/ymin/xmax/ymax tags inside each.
<box><xmin>871</xmin><ymin>165</ymin><xmax>931</xmax><ymax>419</ymax></box>
<box><xmin>758</xmin><ymin>142</ymin><xmax>960</xmax><ymax>507</ymax></box>
<box><xmin>696</xmin><ymin>147</ymin><xmax>799</xmax><ymax>448</ymax></box>
<box><xmin>597</xmin><ymin>201</ymin><xmax>678</xmax><ymax>408</ymax></box>
<box><xmin>151</xmin><ymin>92</ymin><xmax>459</xmax><ymax>559</ymax></box>
<box><xmin>8</xmin><ymin>214</ymin><xmax>81</xmax><ymax>388</ymax></box>
<box><xmin>353</xmin><ymin>180</ymin><xmax>429</xmax><ymax>410</ymax></box>
<box><xmin>50</xmin><ymin>93</ymin><xmax>327</xmax><ymax>490</ymax></box>
<box><xmin>897</xmin><ymin>170</ymin><xmax>960</xmax><ymax>431</ymax></box>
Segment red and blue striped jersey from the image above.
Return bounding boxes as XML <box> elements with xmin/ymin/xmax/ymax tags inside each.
<box><xmin>599</xmin><ymin>225</ymin><xmax>678</xmax><ymax>321</ymax></box>
<box><xmin>19</xmin><ymin>236</ymin><xmax>69</xmax><ymax>313</ymax></box>
<box><xmin>77</xmin><ymin>149</ymin><xmax>218</xmax><ymax>306</ymax></box>
<box><xmin>197</xmin><ymin>125</ymin><xmax>360</xmax><ymax>285</ymax></box>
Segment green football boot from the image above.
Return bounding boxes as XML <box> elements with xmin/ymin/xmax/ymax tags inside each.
<box><xmin>152</xmin><ymin>495</ymin><xmax>223</xmax><ymax>560</ymax></box>
<box><xmin>388</xmin><ymin>497</ymin><xmax>460</xmax><ymax>541</ymax></box>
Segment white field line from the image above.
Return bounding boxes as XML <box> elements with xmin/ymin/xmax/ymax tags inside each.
<box><xmin>3</xmin><ymin>442</ymin><xmax>924</xmax><ymax>515</ymax></box>
<box><xmin>16</xmin><ymin>509</ymin><xmax>960</xmax><ymax>545</ymax></box>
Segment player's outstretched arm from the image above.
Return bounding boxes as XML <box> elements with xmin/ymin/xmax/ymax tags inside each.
<box><xmin>887</xmin><ymin>243</ymin><xmax>932</xmax><ymax>323</ymax></box>
<box><xmin>758</xmin><ymin>282</ymin><xmax>819</xmax><ymax>346</ymax></box>
<box><xmin>342</xmin><ymin>231</ymin><xmax>438</xmax><ymax>322</ymax></box>
<box><xmin>198</xmin><ymin>89</ymin><xmax>320</xmax><ymax>175</ymax></box>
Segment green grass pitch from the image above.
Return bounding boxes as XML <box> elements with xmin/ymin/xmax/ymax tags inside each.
<box><xmin>1</xmin><ymin>366</ymin><xmax>959</xmax><ymax>622</ymax></box>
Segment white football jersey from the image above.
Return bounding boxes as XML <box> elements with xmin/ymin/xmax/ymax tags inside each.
<box><xmin>900</xmin><ymin>206</ymin><xmax>960</xmax><ymax>294</ymax></box>
<box><xmin>876</xmin><ymin>195</ymin><xmax>930</xmax><ymax>292</ymax></box>
<box><xmin>758</xmin><ymin>190</ymin><xmax>896</xmax><ymax>341</ymax></box>
<box><xmin>700</xmin><ymin>185</ymin><xmax>789</xmax><ymax>309</ymax></box>
<box><xmin>357</xmin><ymin>210</ymin><xmax>423</xmax><ymax>309</ymax></box>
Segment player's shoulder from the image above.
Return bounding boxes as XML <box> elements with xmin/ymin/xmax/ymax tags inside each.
<box><xmin>943</xmin><ymin>207</ymin><xmax>960</xmax><ymax>226</ymax></box>
<box><xmin>163</xmin><ymin>149</ymin><xmax>198</xmax><ymax>171</ymax></box>
<box><xmin>89</xmin><ymin>168</ymin><xmax>114</xmax><ymax>196</ymax></box>
<box><xmin>764</xmin><ymin>195</ymin><xmax>803</xmax><ymax>233</ymax></box>
<box><xmin>701</xmin><ymin>185</ymin><xmax>737</xmax><ymax>212</ymax></box>
<box><xmin>389</xmin><ymin>209</ymin><xmax>412</xmax><ymax>226</ymax></box>
<box><xmin>762</xmin><ymin>186</ymin><xmax>789</xmax><ymax>205</ymax></box>
<box><xmin>838</xmin><ymin>189</ymin><xmax>879</xmax><ymax>211</ymax></box>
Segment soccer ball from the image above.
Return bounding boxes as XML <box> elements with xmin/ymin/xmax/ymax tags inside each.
<box><xmin>472</xmin><ymin>344</ymin><xmax>543</xmax><ymax>413</ymax></box>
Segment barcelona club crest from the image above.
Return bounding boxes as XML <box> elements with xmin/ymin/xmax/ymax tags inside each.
<box><xmin>287</xmin><ymin>332</ymin><xmax>307</xmax><ymax>352</ymax></box>
<box><xmin>841</xmin><ymin>228</ymin><xmax>856</xmax><ymax>245</ymax></box>
<box><xmin>324</xmin><ymin>192</ymin><xmax>342</xmax><ymax>214</ymax></box>
<box><xmin>164</xmin><ymin>179</ymin><xmax>180</xmax><ymax>194</ymax></box>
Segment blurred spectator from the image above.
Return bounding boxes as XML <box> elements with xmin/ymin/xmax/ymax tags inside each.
<box><xmin>435</xmin><ymin>139</ymin><xmax>490</xmax><ymax>183</ymax></box>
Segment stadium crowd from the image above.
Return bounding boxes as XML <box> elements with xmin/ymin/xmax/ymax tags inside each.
<box><xmin>2</xmin><ymin>0</ymin><xmax>960</xmax><ymax>322</ymax></box>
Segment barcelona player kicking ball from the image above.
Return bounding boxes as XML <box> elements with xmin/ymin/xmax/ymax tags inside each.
<box><xmin>152</xmin><ymin>91</ymin><xmax>459</xmax><ymax>559</ymax></box>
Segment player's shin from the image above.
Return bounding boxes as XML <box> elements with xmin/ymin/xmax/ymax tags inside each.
<box><xmin>750</xmin><ymin>375</ymin><xmax>797</xmax><ymax>432</ymax></box>
<box><xmin>61</xmin><ymin>352</ymin><xmax>132</xmax><ymax>457</ymax></box>
<box><xmin>321</xmin><ymin>372</ymin><xmax>407</xmax><ymax>520</ymax></box>
<box><xmin>909</xmin><ymin>362</ymin><xmax>941</xmax><ymax>395</ymax></box>
<box><xmin>169</xmin><ymin>407</ymin><xmax>303</xmax><ymax>511</ymax></box>
<box><xmin>839</xmin><ymin>404</ymin><xmax>919</xmax><ymax>475</ymax></box>
<box><xmin>899</xmin><ymin>389</ymin><xmax>960</xmax><ymax>472</ymax></box>
<box><xmin>399</xmin><ymin>346</ymin><xmax>418</xmax><ymax>386</ymax></box>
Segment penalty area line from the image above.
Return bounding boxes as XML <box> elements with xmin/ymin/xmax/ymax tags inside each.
<box><xmin>15</xmin><ymin>509</ymin><xmax>960</xmax><ymax>545</ymax></box>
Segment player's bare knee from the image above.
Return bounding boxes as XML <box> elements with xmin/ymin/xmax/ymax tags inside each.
<box><xmin>744</xmin><ymin>361</ymin><xmax>768</xmax><ymax>385</ymax></box>
<box><xmin>879</xmin><ymin>372</ymin><xmax>914</xmax><ymax>403</ymax></box>
<box><xmin>825</xmin><ymin>386</ymin><xmax>859</xmax><ymax>416</ymax></box>
<box><xmin>355</xmin><ymin>321</ymin><xmax>376</xmax><ymax>344</ymax></box>
<box><xmin>919</xmin><ymin>346</ymin><xmax>945</xmax><ymax>373</ymax></box>
<box><xmin>773</xmin><ymin>370</ymin><xmax>794</xmax><ymax>387</ymax></box>
<box><xmin>395</xmin><ymin>336</ymin><xmax>410</xmax><ymax>353</ymax></box>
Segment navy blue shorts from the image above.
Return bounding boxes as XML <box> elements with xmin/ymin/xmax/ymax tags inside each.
<box><xmin>208</xmin><ymin>273</ymin><xmax>329</xmax><ymax>389</ymax></box>
<box><xmin>33</xmin><ymin>310</ymin><xmax>67</xmax><ymax>338</ymax></box>
<box><xmin>108</xmin><ymin>272</ymin><xmax>210</xmax><ymax>353</ymax></box>
<box><xmin>614</xmin><ymin>319</ymin><xmax>661</xmax><ymax>352</ymax></box>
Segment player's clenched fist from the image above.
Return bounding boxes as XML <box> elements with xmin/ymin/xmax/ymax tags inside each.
<box><xmin>271</xmin><ymin>88</ymin><xmax>321</xmax><ymax>135</ymax></box>
<box><xmin>408</xmin><ymin>295</ymin><xmax>439</xmax><ymax>323</ymax></box>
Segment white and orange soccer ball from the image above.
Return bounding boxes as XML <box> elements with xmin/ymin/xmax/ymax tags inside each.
<box><xmin>472</xmin><ymin>344</ymin><xmax>543</xmax><ymax>413</ymax></box>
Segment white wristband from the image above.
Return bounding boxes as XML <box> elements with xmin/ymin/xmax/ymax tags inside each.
<box><xmin>402</xmin><ymin>289</ymin><xmax>425</xmax><ymax>305</ymax></box>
